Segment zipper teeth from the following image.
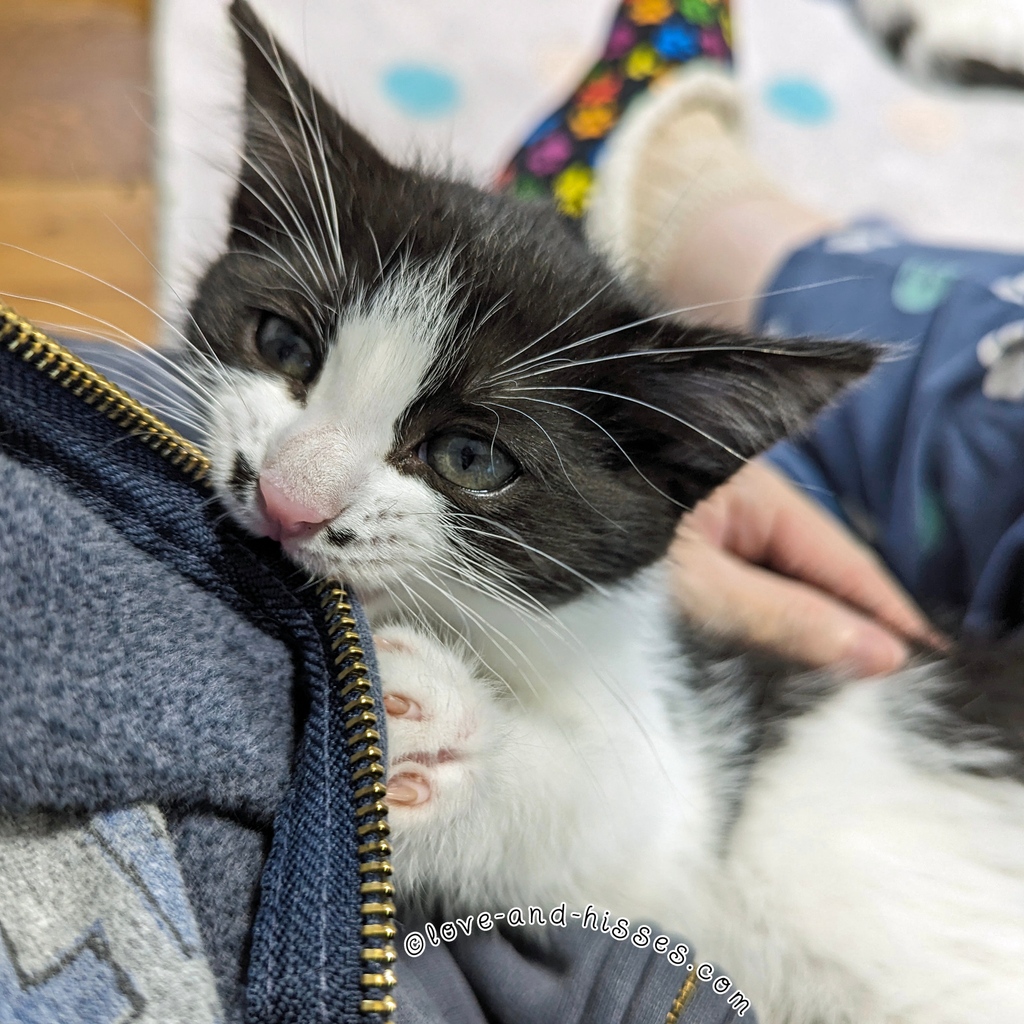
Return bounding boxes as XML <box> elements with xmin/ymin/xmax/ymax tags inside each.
<box><xmin>664</xmin><ymin>972</ymin><xmax>698</xmax><ymax>1024</ymax></box>
<box><xmin>318</xmin><ymin>580</ymin><xmax>397</xmax><ymax>1024</ymax></box>
<box><xmin>0</xmin><ymin>304</ymin><xmax>211</xmax><ymax>482</ymax></box>
<box><xmin>2</xmin><ymin>305</ymin><xmax>395</xmax><ymax>1022</ymax></box>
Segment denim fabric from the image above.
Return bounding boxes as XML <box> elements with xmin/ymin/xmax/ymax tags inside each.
<box><xmin>0</xmin><ymin>334</ymin><xmax>374</xmax><ymax>1022</ymax></box>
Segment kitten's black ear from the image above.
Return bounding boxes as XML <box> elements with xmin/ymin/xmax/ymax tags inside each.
<box><xmin>600</xmin><ymin>331</ymin><xmax>877</xmax><ymax>506</ymax></box>
<box><xmin>227</xmin><ymin>0</ymin><xmax>397</xmax><ymax>249</ymax></box>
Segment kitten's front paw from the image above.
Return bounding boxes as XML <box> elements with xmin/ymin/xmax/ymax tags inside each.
<box><xmin>857</xmin><ymin>0</ymin><xmax>1024</xmax><ymax>88</ymax></box>
<box><xmin>375</xmin><ymin>625</ymin><xmax>499</xmax><ymax>819</ymax></box>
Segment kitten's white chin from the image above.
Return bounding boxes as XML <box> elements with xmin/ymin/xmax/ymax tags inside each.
<box><xmin>275</xmin><ymin>540</ymin><xmax>401</xmax><ymax>615</ymax></box>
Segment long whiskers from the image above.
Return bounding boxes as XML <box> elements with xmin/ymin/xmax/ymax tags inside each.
<box><xmin>481</xmin><ymin>400</ymin><xmax>625</xmax><ymax>528</ymax></box>
<box><xmin>500</xmin><ymin>338</ymin><xmax>858</xmax><ymax>382</ymax></box>
<box><xmin>442</xmin><ymin>517</ymin><xmax>610</xmax><ymax>597</ymax></box>
<box><xmin>518</xmin><ymin>384</ymin><xmax>745</xmax><ymax>461</ymax></box>
<box><xmin>490</xmin><ymin>275</ymin><xmax>864</xmax><ymax>386</ymax></box>
<box><xmin>0</xmin><ymin>293</ymin><xmax>228</xmax><ymax>424</ymax></box>
<box><xmin>498</xmin><ymin>278</ymin><xmax>616</xmax><ymax>369</ymax></box>
<box><xmin>508</xmin><ymin>393</ymin><xmax>688</xmax><ymax>508</ymax></box>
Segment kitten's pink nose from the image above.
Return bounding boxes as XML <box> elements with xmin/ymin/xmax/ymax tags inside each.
<box><xmin>258</xmin><ymin>476</ymin><xmax>336</xmax><ymax>542</ymax></box>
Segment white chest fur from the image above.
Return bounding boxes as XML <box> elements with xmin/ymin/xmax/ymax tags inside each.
<box><xmin>372</xmin><ymin>567</ymin><xmax>1024</xmax><ymax>1024</ymax></box>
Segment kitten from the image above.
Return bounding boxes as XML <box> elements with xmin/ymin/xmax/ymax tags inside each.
<box><xmin>189</xmin><ymin>3</ymin><xmax>1024</xmax><ymax>1022</ymax></box>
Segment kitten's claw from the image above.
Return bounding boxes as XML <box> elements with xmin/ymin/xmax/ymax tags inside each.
<box><xmin>388</xmin><ymin>772</ymin><xmax>431</xmax><ymax>807</ymax></box>
<box><xmin>383</xmin><ymin>692</ymin><xmax>421</xmax><ymax>719</ymax></box>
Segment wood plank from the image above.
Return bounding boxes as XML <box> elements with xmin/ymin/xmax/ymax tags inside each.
<box><xmin>0</xmin><ymin>0</ymin><xmax>156</xmax><ymax>344</ymax></box>
<box><xmin>0</xmin><ymin>182</ymin><xmax>156</xmax><ymax>344</ymax></box>
<box><xmin>0</xmin><ymin>0</ymin><xmax>152</xmax><ymax>181</ymax></box>
<box><xmin>4</xmin><ymin>1</ymin><xmax>150</xmax><ymax>15</ymax></box>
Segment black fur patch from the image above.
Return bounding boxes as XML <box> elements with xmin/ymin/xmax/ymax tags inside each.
<box><xmin>325</xmin><ymin>528</ymin><xmax>356</xmax><ymax>548</ymax></box>
<box><xmin>676</xmin><ymin>624</ymin><xmax>837</xmax><ymax>837</ymax></box>
<box><xmin>910</xmin><ymin>635</ymin><xmax>1024</xmax><ymax>779</ymax></box>
<box><xmin>944</xmin><ymin>57</ymin><xmax>1024</xmax><ymax>92</ymax></box>
<box><xmin>882</xmin><ymin>17</ymin><xmax>915</xmax><ymax>60</ymax></box>
<box><xmin>682</xmin><ymin>627</ymin><xmax>836</xmax><ymax>751</ymax></box>
<box><xmin>228</xmin><ymin>452</ymin><xmax>259</xmax><ymax>503</ymax></box>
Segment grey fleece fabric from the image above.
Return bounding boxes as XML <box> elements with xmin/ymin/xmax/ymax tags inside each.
<box><xmin>447</xmin><ymin>925</ymin><xmax>748</xmax><ymax>1024</ymax></box>
<box><xmin>397</xmin><ymin>924</ymin><xmax>753</xmax><ymax>1024</ymax></box>
<box><xmin>0</xmin><ymin>449</ymin><xmax>295</xmax><ymax>1020</ymax></box>
<box><xmin>0</xmin><ymin>453</ymin><xmax>295</xmax><ymax>817</ymax></box>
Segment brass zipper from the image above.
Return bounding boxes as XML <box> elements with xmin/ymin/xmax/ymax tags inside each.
<box><xmin>318</xmin><ymin>581</ymin><xmax>398</xmax><ymax>1021</ymax></box>
<box><xmin>0</xmin><ymin>304</ymin><xmax>210</xmax><ymax>481</ymax></box>
<box><xmin>0</xmin><ymin>302</ymin><xmax>396</xmax><ymax>1024</ymax></box>
<box><xmin>665</xmin><ymin>972</ymin><xmax>698</xmax><ymax>1024</ymax></box>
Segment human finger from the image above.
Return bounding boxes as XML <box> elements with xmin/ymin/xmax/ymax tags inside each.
<box><xmin>689</xmin><ymin>461</ymin><xmax>942</xmax><ymax>650</ymax></box>
<box><xmin>670</xmin><ymin>533</ymin><xmax>912</xmax><ymax>676</ymax></box>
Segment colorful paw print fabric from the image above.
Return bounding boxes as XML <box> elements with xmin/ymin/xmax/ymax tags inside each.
<box><xmin>498</xmin><ymin>0</ymin><xmax>732</xmax><ymax>219</ymax></box>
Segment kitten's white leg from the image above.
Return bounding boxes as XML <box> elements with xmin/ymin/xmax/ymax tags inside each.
<box><xmin>375</xmin><ymin>623</ymin><xmax>501</xmax><ymax>818</ymax></box>
<box><xmin>708</xmin><ymin>677</ymin><xmax>1024</xmax><ymax>1024</ymax></box>
<box><xmin>372</xmin><ymin>620</ymin><xmax>661</xmax><ymax>918</ymax></box>
<box><xmin>374</xmin><ymin>622</ymin><xmax>538</xmax><ymax>911</ymax></box>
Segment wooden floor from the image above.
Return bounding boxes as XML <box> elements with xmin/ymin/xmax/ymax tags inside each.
<box><xmin>0</xmin><ymin>0</ymin><xmax>155</xmax><ymax>344</ymax></box>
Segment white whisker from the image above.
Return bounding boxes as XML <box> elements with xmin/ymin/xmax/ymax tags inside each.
<box><xmin>518</xmin><ymin>384</ymin><xmax>745</xmax><ymax>461</ymax></box>
<box><xmin>492</xmin><ymin>275</ymin><xmax>864</xmax><ymax>384</ymax></box>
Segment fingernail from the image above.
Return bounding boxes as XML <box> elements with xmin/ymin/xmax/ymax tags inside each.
<box><xmin>843</xmin><ymin>630</ymin><xmax>908</xmax><ymax>678</ymax></box>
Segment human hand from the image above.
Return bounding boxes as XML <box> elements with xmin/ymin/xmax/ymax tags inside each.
<box><xmin>670</xmin><ymin>460</ymin><xmax>943</xmax><ymax>677</ymax></box>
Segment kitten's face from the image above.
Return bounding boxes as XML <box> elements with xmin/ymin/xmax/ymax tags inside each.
<box><xmin>191</xmin><ymin>1</ymin><xmax>873</xmax><ymax>608</ymax></box>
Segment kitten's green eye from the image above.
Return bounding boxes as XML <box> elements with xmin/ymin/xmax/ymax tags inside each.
<box><xmin>420</xmin><ymin>433</ymin><xmax>518</xmax><ymax>492</ymax></box>
<box><xmin>255</xmin><ymin>313</ymin><xmax>317</xmax><ymax>382</ymax></box>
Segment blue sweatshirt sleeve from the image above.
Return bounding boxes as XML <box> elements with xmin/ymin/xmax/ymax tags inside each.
<box><xmin>757</xmin><ymin>226</ymin><xmax>1024</xmax><ymax>632</ymax></box>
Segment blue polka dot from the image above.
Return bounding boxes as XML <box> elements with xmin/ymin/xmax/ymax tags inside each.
<box><xmin>382</xmin><ymin>64</ymin><xmax>460</xmax><ymax>119</ymax></box>
<box><xmin>764</xmin><ymin>77</ymin><xmax>833</xmax><ymax>125</ymax></box>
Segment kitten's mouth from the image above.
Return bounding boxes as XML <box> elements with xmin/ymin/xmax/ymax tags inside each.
<box><xmin>250</xmin><ymin>516</ymin><xmax>391</xmax><ymax>609</ymax></box>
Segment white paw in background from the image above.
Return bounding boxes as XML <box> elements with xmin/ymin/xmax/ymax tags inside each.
<box><xmin>856</xmin><ymin>0</ymin><xmax>1024</xmax><ymax>85</ymax></box>
<box><xmin>374</xmin><ymin>624</ymin><xmax>500</xmax><ymax>819</ymax></box>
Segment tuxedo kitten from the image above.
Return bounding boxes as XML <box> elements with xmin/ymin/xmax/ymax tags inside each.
<box><xmin>189</xmin><ymin>4</ymin><xmax>1024</xmax><ymax>1022</ymax></box>
<box><xmin>855</xmin><ymin>0</ymin><xmax>1024</xmax><ymax>87</ymax></box>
